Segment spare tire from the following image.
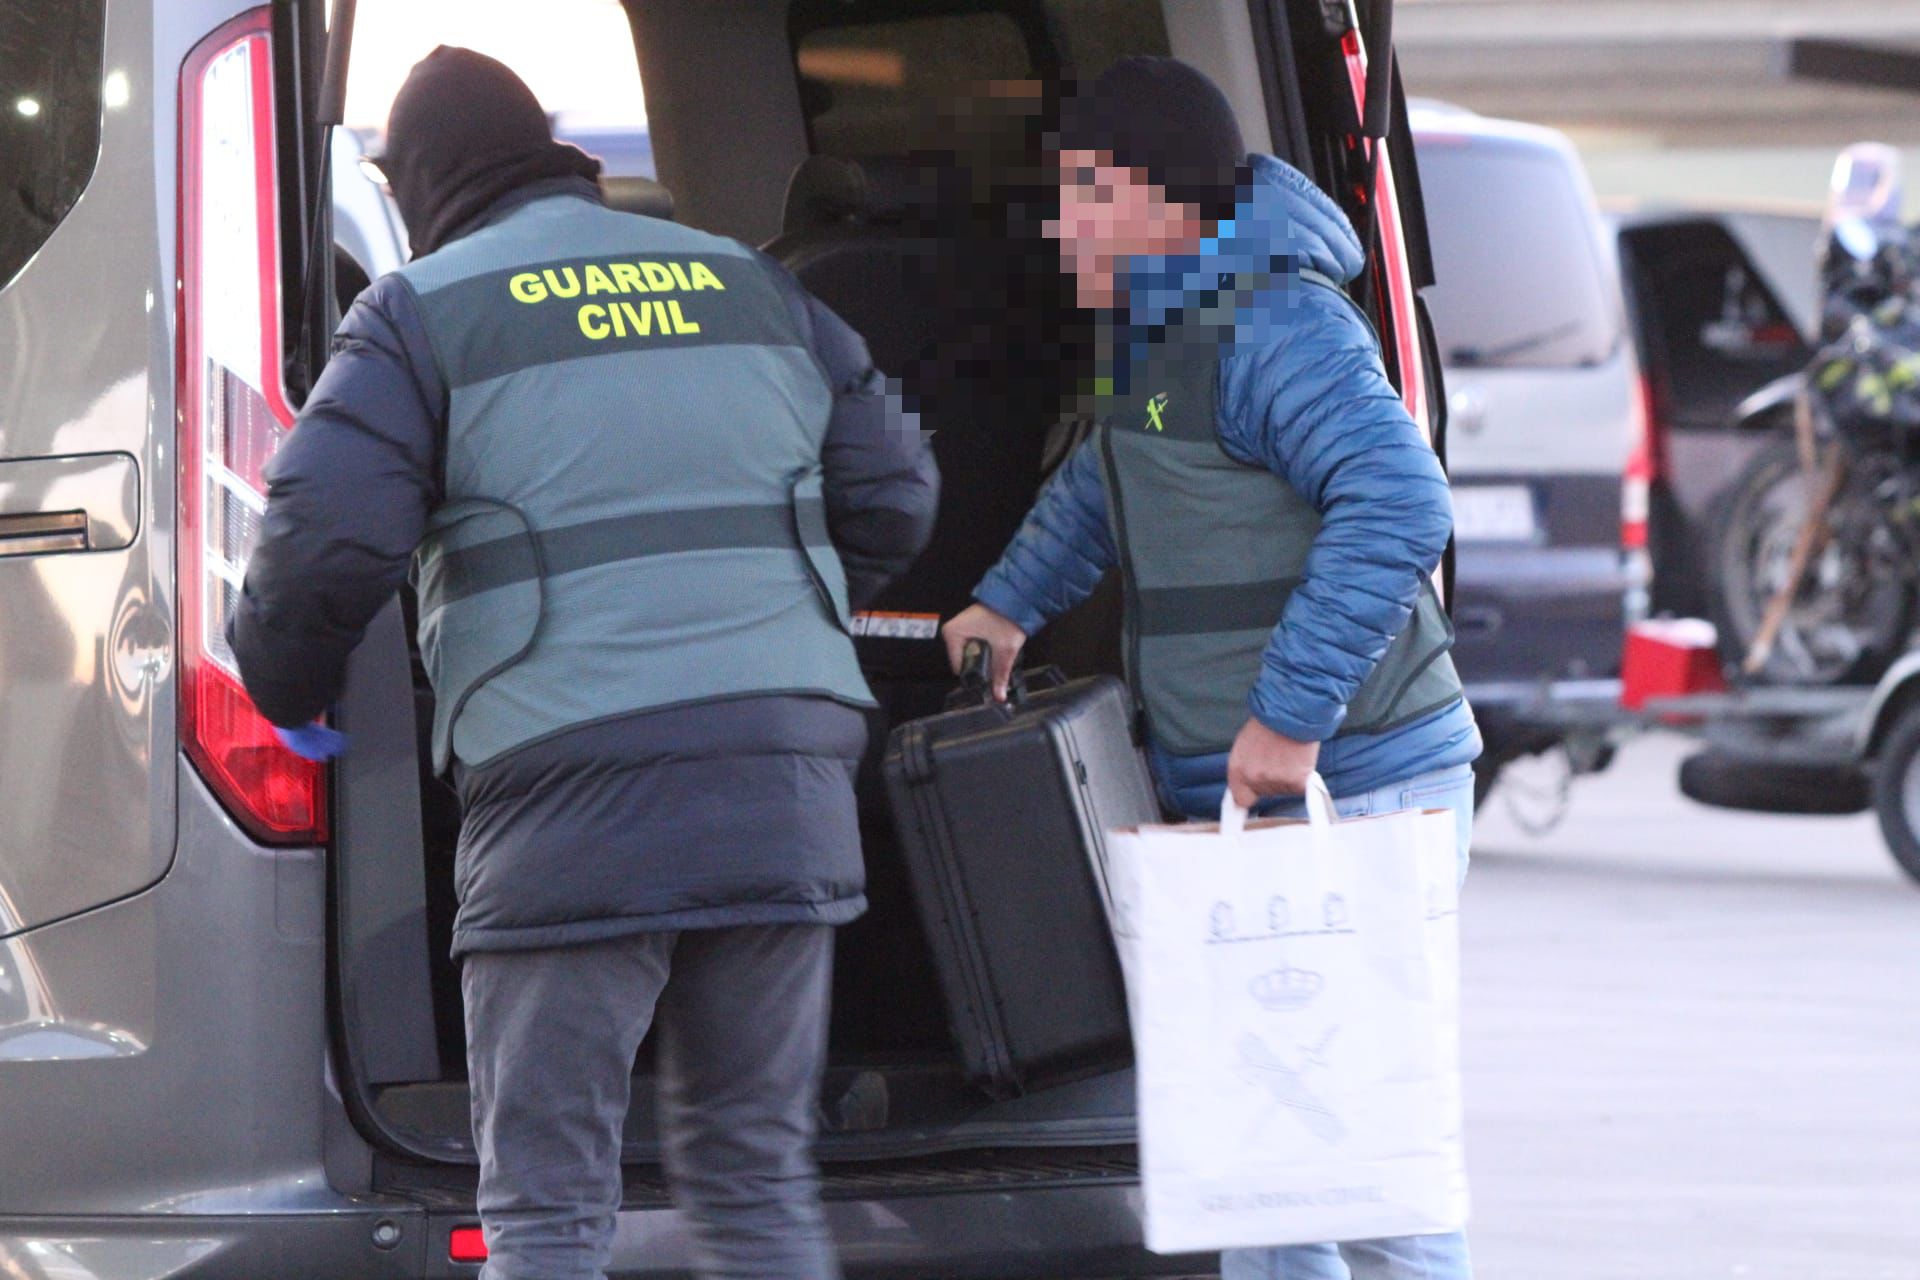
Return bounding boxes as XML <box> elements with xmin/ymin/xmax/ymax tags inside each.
<box><xmin>1678</xmin><ymin>748</ymin><xmax>1871</xmax><ymax>815</ymax></box>
<box><xmin>1870</xmin><ymin>707</ymin><xmax>1920</xmax><ymax>886</ymax></box>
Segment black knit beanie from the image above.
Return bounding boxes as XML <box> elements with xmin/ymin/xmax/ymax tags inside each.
<box><xmin>380</xmin><ymin>47</ymin><xmax>602</xmax><ymax>257</ymax></box>
<box><xmin>1056</xmin><ymin>56</ymin><xmax>1248</xmax><ymax>220</ymax></box>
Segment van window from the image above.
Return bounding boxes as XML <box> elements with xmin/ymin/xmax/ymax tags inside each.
<box><xmin>794</xmin><ymin>2</ymin><xmax>1171</xmax><ymax>160</ymax></box>
<box><xmin>344</xmin><ymin>0</ymin><xmax>646</xmax><ymax>154</ymax></box>
<box><xmin>1046</xmin><ymin>0</ymin><xmax>1172</xmax><ymax>80</ymax></box>
<box><xmin>1417</xmin><ymin>134</ymin><xmax>1620</xmax><ymax>369</ymax></box>
<box><xmin>341</xmin><ymin>0</ymin><xmax>651</xmax><ymax>232</ymax></box>
<box><xmin>0</xmin><ymin>0</ymin><xmax>106</xmax><ymax>290</ymax></box>
<box><xmin>796</xmin><ymin>10</ymin><xmax>1039</xmax><ymax>158</ymax></box>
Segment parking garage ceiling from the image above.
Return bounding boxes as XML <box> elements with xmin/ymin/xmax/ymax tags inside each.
<box><xmin>1396</xmin><ymin>0</ymin><xmax>1920</xmax><ymax>148</ymax></box>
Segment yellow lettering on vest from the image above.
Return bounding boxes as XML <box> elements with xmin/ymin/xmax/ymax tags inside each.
<box><xmin>620</xmin><ymin>301</ymin><xmax>653</xmax><ymax>335</ymax></box>
<box><xmin>651</xmin><ymin>301</ymin><xmax>673</xmax><ymax>333</ymax></box>
<box><xmin>607</xmin><ymin>298</ymin><xmax>627</xmax><ymax>338</ymax></box>
<box><xmin>610</xmin><ymin>262</ymin><xmax>646</xmax><ymax>294</ymax></box>
<box><xmin>688</xmin><ymin>262</ymin><xmax>725</xmax><ymax>290</ymax></box>
<box><xmin>543</xmin><ymin>266</ymin><xmax>582</xmax><ymax>298</ymax></box>
<box><xmin>667</xmin><ymin>262</ymin><xmax>693</xmax><ymax>291</ymax></box>
<box><xmin>508</xmin><ymin>272</ymin><xmax>547</xmax><ymax>304</ymax></box>
<box><xmin>578</xmin><ymin>304</ymin><xmax>610</xmax><ymax>340</ymax></box>
<box><xmin>583</xmin><ymin>264</ymin><xmax>618</xmax><ymax>295</ymax></box>
<box><xmin>640</xmin><ymin>262</ymin><xmax>677</xmax><ymax>291</ymax></box>
<box><xmin>668</xmin><ymin>299</ymin><xmax>701</xmax><ymax>335</ymax></box>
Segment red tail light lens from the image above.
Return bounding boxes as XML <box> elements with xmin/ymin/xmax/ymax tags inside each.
<box><xmin>449</xmin><ymin>1226</ymin><xmax>488</xmax><ymax>1264</ymax></box>
<box><xmin>177</xmin><ymin>9</ymin><xmax>326</xmax><ymax>844</ymax></box>
<box><xmin>1622</xmin><ymin>374</ymin><xmax>1655</xmax><ymax>552</ymax></box>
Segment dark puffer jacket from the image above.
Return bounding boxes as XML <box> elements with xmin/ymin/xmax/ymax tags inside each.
<box><xmin>229</xmin><ymin>183</ymin><xmax>939</xmax><ymax>954</ymax></box>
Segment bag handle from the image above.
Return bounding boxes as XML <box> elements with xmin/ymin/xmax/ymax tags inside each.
<box><xmin>1219</xmin><ymin>772</ymin><xmax>1338</xmax><ymax>836</ymax></box>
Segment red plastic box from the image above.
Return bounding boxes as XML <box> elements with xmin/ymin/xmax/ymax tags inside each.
<box><xmin>1621</xmin><ymin>619</ymin><xmax>1728</xmax><ymax>710</ymax></box>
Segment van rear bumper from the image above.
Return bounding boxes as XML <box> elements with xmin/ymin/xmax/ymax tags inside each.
<box><xmin>2</xmin><ymin>1181</ymin><xmax>1210</xmax><ymax>1279</ymax></box>
<box><xmin>525</xmin><ymin>1180</ymin><xmax>1200</xmax><ymax>1279</ymax></box>
<box><xmin>0</xmin><ymin>1210</ymin><xmax>429</xmax><ymax>1280</ymax></box>
<box><xmin>1451</xmin><ymin>544</ymin><xmax>1628</xmax><ymax>688</ymax></box>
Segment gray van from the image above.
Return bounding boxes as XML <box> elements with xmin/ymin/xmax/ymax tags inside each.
<box><xmin>0</xmin><ymin>2</ymin><xmax>1450</xmax><ymax>1275</ymax></box>
<box><xmin>1412</xmin><ymin>106</ymin><xmax>1639</xmax><ymax>790</ymax></box>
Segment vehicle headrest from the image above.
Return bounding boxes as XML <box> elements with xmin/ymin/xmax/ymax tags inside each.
<box><xmin>602</xmin><ymin>175</ymin><xmax>675</xmax><ymax>221</ymax></box>
<box><xmin>783</xmin><ymin>156</ymin><xmax>865</xmax><ymax>231</ymax></box>
<box><xmin>781</xmin><ymin>155</ymin><xmax>970</xmax><ymax>234</ymax></box>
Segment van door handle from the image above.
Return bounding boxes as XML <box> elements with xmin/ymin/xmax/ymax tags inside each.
<box><xmin>1453</xmin><ymin>604</ymin><xmax>1503</xmax><ymax>637</ymax></box>
<box><xmin>0</xmin><ymin>452</ymin><xmax>141</xmax><ymax>559</ymax></box>
<box><xmin>0</xmin><ymin>510</ymin><xmax>91</xmax><ymax>556</ymax></box>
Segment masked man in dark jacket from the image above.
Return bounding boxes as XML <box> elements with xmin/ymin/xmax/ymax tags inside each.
<box><xmin>229</xmin><ymin>48</ymin><xmax>937</xmax><ymax>1280</ymax></box>
<box><xmin>944</xmin><ymin>58</ymin><xmax>1480</xmax><ymax>1280</ymax></box>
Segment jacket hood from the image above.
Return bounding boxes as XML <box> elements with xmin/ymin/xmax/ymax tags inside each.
<box><xmin>1123</xmin><ymin>153</ymin><xmax>1365</xmax><ymax>332</ymax></box>
<box><xmin>381</xmin><ymin>46</ymin><xmax>602</xmax><ymax>258</ymax></box>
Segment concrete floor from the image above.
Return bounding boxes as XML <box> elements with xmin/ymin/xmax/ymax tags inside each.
<box><xmin>1462</xmin><ymin>733</ymin><xmax>1920</xmax><ymax>1280</ymax></box>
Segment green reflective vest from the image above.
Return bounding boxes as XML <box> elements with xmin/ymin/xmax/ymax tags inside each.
<box><xmin>398</xmin><ymin>195</ymin><xmax>873</xmax><ymax>772</ymax></box>
<box><xmin>1093</xmin><ymin>274</ymin><xmax>1462</xmax><ymax>757</ymax></box>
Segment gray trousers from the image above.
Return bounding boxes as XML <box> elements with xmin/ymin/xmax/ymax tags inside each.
<box><xmin>462</xmin><ymin>924</ymin><xmax>839</xmax><ymax>1280</ymax></box>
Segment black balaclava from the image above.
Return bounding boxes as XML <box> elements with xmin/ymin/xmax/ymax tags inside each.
<box><xmin>379</xmin><ymin>46</ymin><xmax>602</xmax><ymax>258</ymax></box>
<box><xmin>1055</xmin><ymin>56</ymin><xmax>1248</xmax><ymax>220</ymax></box>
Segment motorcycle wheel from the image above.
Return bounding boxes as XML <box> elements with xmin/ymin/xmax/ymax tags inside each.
<box><xmin>1707</xmin><ymin>433</ymin><xmax>1916</xmax><ymax>686</ymax></box>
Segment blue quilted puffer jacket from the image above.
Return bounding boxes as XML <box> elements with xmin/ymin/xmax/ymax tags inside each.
<box><xmin>974</xmin><ymin>154</ymin><xmax>1480</xmax><ymax>816</ymax></box>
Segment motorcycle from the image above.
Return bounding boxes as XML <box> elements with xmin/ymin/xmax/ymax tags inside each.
<box><xmin>1712</xmin><ymin>145</ymin><xmax>1920</xmax><ymax>686</ymax></box>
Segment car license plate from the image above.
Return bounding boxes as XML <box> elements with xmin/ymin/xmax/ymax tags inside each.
<box><xmin>1452</xmin><ymin>484</ymin><xmax>1538</xmax><ymax>542</ymax></box>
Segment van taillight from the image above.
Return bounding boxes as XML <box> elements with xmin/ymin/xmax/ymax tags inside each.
<box><xmin>1622</xmin><ymin>373</ymin><xmax>1655</xmax><ymax>552</ymax></box>
<box><xmin>1622</xmin><ymin>373</ymin><xmax>1655</xmax><ymax>622</ymax></box>
<box><xmin>1339</xmin><ymin>29</ymin><xmax>1429</xmax><ymax>436</ymax></box>
<box><xmin>176</xmin><ymin>9</ymin><xmax>326</xmax><ymax>844</ymax></box>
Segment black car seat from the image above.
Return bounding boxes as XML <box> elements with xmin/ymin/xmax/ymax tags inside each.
<box><xmin>600</xmin><ymin>174</ymin><xmax>675</xmax><ymax>221</ymax></box>
<box><xmin>766</xmin><ymin>154</ymin><xmax>1070</xmax><ymax>687</ymax></box>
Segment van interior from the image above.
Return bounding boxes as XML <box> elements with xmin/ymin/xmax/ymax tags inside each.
<box><xmin>303</xmin><ymin>0</ymin><xmax>1429</xmax><ymax>1194</ymax></box>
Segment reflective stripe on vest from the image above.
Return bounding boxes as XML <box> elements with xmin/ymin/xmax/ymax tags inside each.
<box><xmin>1095</xmin><ymin>270</ymin><xmax>1462</xmax><ymax>757</ymax></box>
<box><xmin>399</xmin><ymin>196</ymin><xmax>874</xmax><ymax>771</ymax></box>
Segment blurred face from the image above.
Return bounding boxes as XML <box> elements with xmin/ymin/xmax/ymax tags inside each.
<box><xmin>1047</xmin><ymin>148</ymin><xmax>1207</xmax><ymax>309</ymax></box>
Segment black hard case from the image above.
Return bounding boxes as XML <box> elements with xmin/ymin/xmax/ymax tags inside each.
<box><xmin>883</xmin><ymin>674</ymin><xmax>1162</xmax><ymax>1097</ymax></box>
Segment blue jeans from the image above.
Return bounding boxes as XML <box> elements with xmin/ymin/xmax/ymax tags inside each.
<box><xmin>1221</xmin><ymin>763</ymin><xmax>1476</xmax><ymax>1280</ymax></box>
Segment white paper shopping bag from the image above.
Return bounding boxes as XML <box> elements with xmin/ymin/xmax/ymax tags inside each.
<box><xmin>1106</xmin><ymin>775</ymin><xmax>1468</xmax><ymax>1254</ymax></box>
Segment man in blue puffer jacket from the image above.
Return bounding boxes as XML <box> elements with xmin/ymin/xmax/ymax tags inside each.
<box><xmin>942</xmin><ymin>58</ymin><xmax>1481</xmax><ymax>1280</ymax></box>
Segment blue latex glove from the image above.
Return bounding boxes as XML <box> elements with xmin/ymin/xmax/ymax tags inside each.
<box><xmin>273</xmin><ymin>721</ymin><xmax>348</xmax><ymax>762</ymax></box>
